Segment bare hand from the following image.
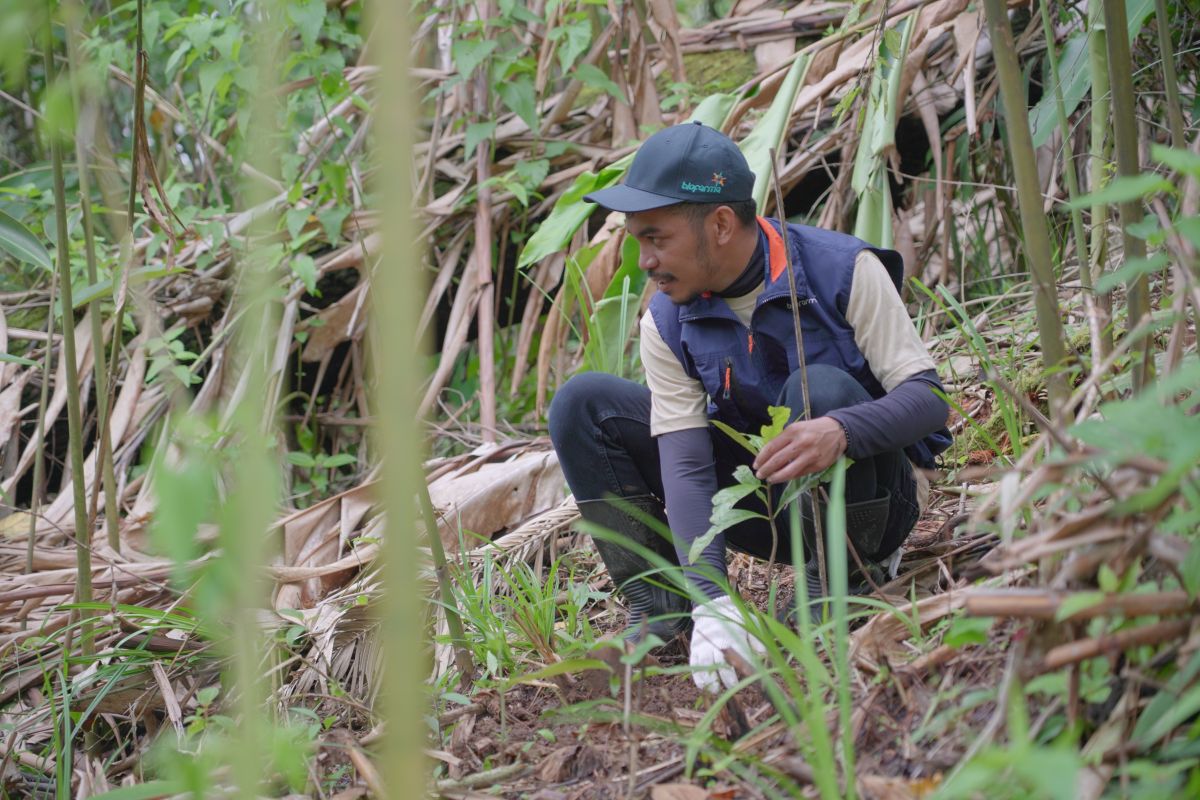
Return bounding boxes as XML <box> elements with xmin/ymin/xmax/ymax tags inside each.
<box><xmin>752</xmin><ymin>417</ymin><xmax>846</xmax><ymax>484</ymax></box>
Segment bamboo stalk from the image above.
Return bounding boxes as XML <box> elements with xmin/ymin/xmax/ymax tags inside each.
<box><xmin>372</xmin><ymin>0</ymin><xmax>429</xmax><ymax>793</ymax></box>
<box><xmin>1087</xmin><ymin>0</ymin><xmax>1113</xmax><ymax>358</ymax></box>
<box><xmin>1103</xmin><ymin>0</ymin><xmax>1154</xmax><ymax>391</ymax></box>
<box><xmin>418</xmin><ymin>485</ymin><xmax>476</xmax><ymax>689</ymax></box>
<box><xmin>474</xmin><ymin>51</ymin><xmax>498</xmax><ymax>445</ymax></box>
<box><xmin>25</xmin><ymin>271</ymin><xmax>57</xmax><ymax>577</ymax></box>
<box><xmin>1039</xmin><ymin>4</ymin><xmax>1102</xmax><ymax>374</ymax></box>
<box><xmin>982</xmin><ymin>0</ymin><xmax>1069</xmax><ymax>423</ymax></box>
<box><xmin>42</xmin><ymin>12</ymin><xmax>94</xmax><ymax>651</ymax></box>
<box><xmin>1153</xmin><ymin>0</ymin><xmax>1187</xmax><ymax>149</ymax></box>
<box><xmin>65</xmin><ymin>0</ymin><xmax>120</xmax><ymax>553</ymax></box>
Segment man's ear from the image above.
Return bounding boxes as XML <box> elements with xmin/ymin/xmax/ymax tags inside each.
<box><xmin>710</xmin><ymin>205</ymin><xmax>739</xmax><ymax>246</ymax></box>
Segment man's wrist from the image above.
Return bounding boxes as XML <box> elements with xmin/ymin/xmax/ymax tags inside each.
<box><xmin>824</xmin><ymin>413</ymin><xmax>851</xmax><ymax>457</ymax></box>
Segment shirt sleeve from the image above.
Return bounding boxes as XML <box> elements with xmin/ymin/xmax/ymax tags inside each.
<box><xmin>845</xmin><ymin>251</ymin><xmax>936</xmax><ymax>392</ymax></box>
<box><xmin>639</xmin><ymin>310</ymin><xmax>709</xmax><ymax>436</ymax></box>
<box><xmin>658</xmin><ymin>428</ymin><xmax>726</xmax><ymax>602</ymax></box>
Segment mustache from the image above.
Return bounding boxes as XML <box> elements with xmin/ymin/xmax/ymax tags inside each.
<box><xmin>648</xmin><ymin>271</ymin><xmax>676</xmax><ymax>282</ymax></box>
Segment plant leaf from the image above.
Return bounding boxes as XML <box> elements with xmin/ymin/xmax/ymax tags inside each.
<box><xmin>0</xmin><ymin>209</ymin><xmax>52</xmax><ymax>271</ymax></box>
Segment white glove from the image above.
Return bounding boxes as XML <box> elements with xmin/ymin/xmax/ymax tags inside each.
<box><xmin>689</xmin><ymin>596</ymin><xmax>765</xmax><ymax>693</ymax></box>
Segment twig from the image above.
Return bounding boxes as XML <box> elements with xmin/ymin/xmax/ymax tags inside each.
<box><xmin>769</xmin><ymin>147</ymin><xmax>827</xmax><ymax>598</ymax></box>
<box><xmin>1040</xmin><ymin>619</ymin><xmax>1191</xmax><ymax>672</ymax></box>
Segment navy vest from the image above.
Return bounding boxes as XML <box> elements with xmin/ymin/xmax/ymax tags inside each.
<box><xmin>648</xmin><ymin>217</ymin><xmax>951</xmax><ymax>469</ymax></box>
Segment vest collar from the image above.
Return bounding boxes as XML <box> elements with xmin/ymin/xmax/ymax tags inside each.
<box><xmin>673</xmin><ymin>216</ymin><xmax>813</xmax><ymax>323</ymax></box>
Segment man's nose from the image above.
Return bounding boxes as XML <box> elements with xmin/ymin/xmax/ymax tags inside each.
<box><xmin>638</xmin><ymin>249</ymin><xmax>657</xmax><ymax>272</ymax></box>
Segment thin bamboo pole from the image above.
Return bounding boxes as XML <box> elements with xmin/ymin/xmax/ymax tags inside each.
<box><xmin>1103</xmin><ymin>0</ymin><xmax>1154</xmax><ymax>391</ymax></box>
<box><xmin>1153</xmin><ymin>0</ymin><xmax>1187</xmax><ymax>149</ymax></box>
<box><xmin>474</xmin><ymin>1</ymin><xmax>498</xmax><ymax>445</ymax></box>
<box><xmin>372</xmin><ymin>0</ymin><xmax>429</xmax><ymax>793</ymax></box>
<box><xmin>1039</xmin><ymin>4</ymin><xmax>1103</xmax><ymax>373</ymax></box>
<box><xmin>42</xmin><ymin>11</ymin><xmax>94</xmax><ymax>651</ymax></box>
<box><xmin>1087</xmin><ymin>0</ymin><xmax>1113</xmax><ymax>358</ymax></box>
<box><xmin>982</xmin><ymin>0</ymin><xmax>1069</xmax><ymax>422</ymax></box>
<box><xmin>25</xmin><ymin>269</ymin><xmax>57</xmax><ymax>577</ymax></box>
<box><xmin>65</xmin><ymin>0</ymin><xmax>120</xmax><ymax>553</ymax></box>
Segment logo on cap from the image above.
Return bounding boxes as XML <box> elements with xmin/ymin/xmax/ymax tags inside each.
<box><xmin>680</xmin><ymin>171</ymin><xmax>727</xmax><ymax>195</ymax></box>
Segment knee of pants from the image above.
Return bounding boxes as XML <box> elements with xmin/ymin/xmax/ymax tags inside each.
<box><xmin>547</xmin><ymin>372</ymin><xmax>621</xmax><ymax>453</ymax></box>
<box><xmin>779</xmin><ymin>364</ymin><xmax>871</xmax><ymax>418</ymax></box>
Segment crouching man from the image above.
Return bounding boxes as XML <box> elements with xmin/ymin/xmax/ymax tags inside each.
<box><xmin>547</xmin><ymin>122</ymin><xmax>951</xmax><ymax>691</ymax></box>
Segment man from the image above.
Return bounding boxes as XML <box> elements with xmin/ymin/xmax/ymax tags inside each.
<box><xmin>547</xmin><ymin>122</ymin><xmax>951</xmax><ymax>692</ymax></box>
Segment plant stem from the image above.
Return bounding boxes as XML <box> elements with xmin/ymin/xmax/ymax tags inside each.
<box><xmin>1153</xmin><ymin>0</ymin><xmax>1187</xmax><ymax>149</ymax></box>
<box><xmin>982</xmin><ymin>0</ymin><xmax>1069</xmax><ymax>422</ymax></box>
<box><xmin>1103</xmin><ymin>0</ymin><xmax>1154</xmax><ymax>391</ymax></box>
<box><xmin>65</xmin><ymin>0</ymin><xmax>120</xmax><ymax>553</ymax></box>
<box><xmin>769</xmin><ymin>148</ymin><xmax>827</xmax><ymax>596</ymax></box>
<box><xmin>373</xmin><ymin>0</ymin><xmax>429</xmax><ymax>793</ymax></box>
<box><xmin>1039</xmin><ymin>3</ymin><xmax>1102</xmax><ymax>376</ymax></box>
<box><xmin>103</xmin><ymin>0</ymin><xmax>144</xmax><ymax>465</ymax></box>
<box><xmin>419</xmin><ymin>485</ymin><xmax>476</xmax><ymax>690</ymax></box>
<box><xmin>42</xmin><ymin>13</ymin><xmax>94</xmax><ymax>651</ymax></box>
<box><xmin>25</xmin><ymin>270</ymin><xmax>58</xmax><ymax>577</ymax></box>
<box><xmin>1087</xmin><ymin>0</ymin><xmax>1113</xmax><ymax>358</ymax></box>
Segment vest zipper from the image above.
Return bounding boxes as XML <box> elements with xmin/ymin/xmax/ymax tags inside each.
<box><xmin>723</xmin><ymin>357</ymin><xmax>733</xmax><ymax>400</ymax></box>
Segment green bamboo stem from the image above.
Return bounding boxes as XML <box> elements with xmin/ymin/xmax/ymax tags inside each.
<box><xmin>42</xmin><ymin>15</ymin><xmax>94</xmax><ymax>650</ymax></box>
<box><xmin>1153</xmin><ymin>0</ymin><xmax>1187</xmax><ymax>149</ymax></box>
<box><xmin>1103</xmin><ymin>0</ymin><xmax>1154</xmax><ymax>391</ymax></box>
<box><xmin>418</xmin><ymin>485</ymin><xmax>476</xmax><ymax>689</ymax></box>
<box><xmin>1039</xmin><ymin>3</ymin><xmax>1103</xmax><ymax>370</ymax></box>
<box><xmin>1087</xmin><ymin>0</ymin><xmax>1114</xmax><ymax>358</ymax></box>
<box><xmin>223</xmin><ymin>6</ymin><xmax>283</xmax><ymax>796</ymax></box>
<box><xmin>982</xmin><ymin>0</ymin><xmax>1069</xmax><ymax>422</ymax></box>
<box><xmin>102</xmin><ymin>0</ymin><xmax>144</xmax><ymax>473</ymax></box>
<box><xmin>373</xmin><ymin>0</ymin><xmax>429</xmax><ymax>791</ymax></box>
<box><xmin>25</xmin><ymin>269</ymin><xmax>58</xmax><ymax>578</ymax></box>
<box><xmin>65</xmin><ymin>1</ymin><xmax>120</xmax><ymax>553</ymax></box>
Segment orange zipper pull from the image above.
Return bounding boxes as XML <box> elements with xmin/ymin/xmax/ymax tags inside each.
<box><xmin>723</xmin><ymin>358</ymin><xmax>732</xmax><ymax>400</ymax></box>
<box><xmin>747</xmin><ymin>332</ymin><xmax>754</xmax><ymax>353</ymax></box>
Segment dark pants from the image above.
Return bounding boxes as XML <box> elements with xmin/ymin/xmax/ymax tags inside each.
<box><xmin>548</xmin><ymin>364</ymin><xmax>919</xmax><ymax>565</ymax></box>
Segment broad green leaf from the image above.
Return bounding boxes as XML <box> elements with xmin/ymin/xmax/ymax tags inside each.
<box><xmin>760</xmin><ymin>405</ymin><xmax>791</xmax><ymax>441</ymax></box>
<box><xmin>742</xmin><ymin>54</ymin><xmax>811</xmax><ymax>211</ymax></box>
<box><xmin>0</xmin><ymin>208</ymin><xmax>52</xmax><ymax>270</ymax></box>
<box><xmin>944</xmin><ymin>615</ymin><xmax>993</xmax><ymax>648</ymax></box>
<box><xmin>288</xmin><ymin>0</ymin><xmax>326</xmax><ymax>48</ymax></box>
<box><xmin>1152</xmin><ymin>144</ymin><xmax>1200</xmax><ymax>177</ymax></box>
<box><xmin>452</xmin><ymin>38</ymin><xmax>498</xmax><ymax>78</ymax></box>
<box><xmin>285</xmin><ymin>207</ymin><xmax>311</xmax><ymax>242</ymax></box>
<box><xmin>515</xmin><ymin>158</ymin><xmax>550</xmax><ymax>188</ymax></box>
<box><xmin>291</xmin><ymin>253</ymin><xmax>317</xmax><ymax>294</ymax></box>
<box><xmin>1094</xmin><ymin>252</ymin><xmax>1168</xmax><ymax>294</ymax></box>
<box><xmin>286</xmin><ymin>451</ymin><xmax>317</xmax><ymax>468</ymax></box>
<box><xmin>498</xmin><ymin>75</ymin><xmax>538</xmax><ymax>131</ymax></box>
<box><xmin>554</xmin><ymin>17</ymin><xmax>591</xmax><ymax>73</ymax></box>
<box><xmin>464</xmin><ymin>120</ymin><xmax>497</xmax><ymax>160</ymax></box>
<box><xmin>689</xmin><ymin>508</ymin><xmax>764</xmax><ymax>563</ymax></box>
<box><xmin>1030</xmin><ymin>0</ymin><xmax>1155</xmax><ymax>148</ymax></box>
<box><xmin>576</xmin><ymin>63</ymin><xmax>626</xmax><ymax>104</ymax></box>
<box><xmin>1053</xmin><ymin>591</ymin><xmax>1105</xmax><ymax>621</ymax></box>
<box><xmin>1066</xmin><ymin>172</ymin><xmax>1173</xmax><ymax>209</ymax></box>
<box><xmin>317</xmin><ymin>206</ymin><xmax>351</xmax><ymax>244</ymax></box>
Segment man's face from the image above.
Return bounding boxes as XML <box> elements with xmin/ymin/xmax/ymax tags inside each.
<box><xmin>624</xmin><ymin>207</ymin><xmax>718</xmax><ymax>304</ymax></box>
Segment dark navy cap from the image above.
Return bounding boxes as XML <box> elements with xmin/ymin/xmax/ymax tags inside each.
<box><xmin>584</xmin><ymin>121</ymin><xmax>755</xmax><ymax>212</ymax></box>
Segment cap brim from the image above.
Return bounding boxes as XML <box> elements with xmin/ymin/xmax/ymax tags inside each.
<box><xmin>582</xmin><ymin>184</ymin><xmax>681</xmax><ymax>212</ymax></box>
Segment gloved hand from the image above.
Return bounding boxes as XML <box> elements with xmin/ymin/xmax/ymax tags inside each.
<box><xmin>689</xmin><ymin>595</ymin><xmax>765</xmax><ymax>693</ymax></box>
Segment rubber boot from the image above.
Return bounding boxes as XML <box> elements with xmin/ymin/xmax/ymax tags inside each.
<box><xmin>784</xmin><ymin>490</ymin><xmax>893</xmax><ymax>625</ymax></box>
<box><xmin>576</xmin><ymin>495</ymin><xmax>692</xmax><ymax>643</ymax></box>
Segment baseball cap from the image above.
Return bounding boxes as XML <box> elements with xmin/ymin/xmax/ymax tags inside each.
<box><xmin>583</xmin><ymin>121</ymin><xmax>755</xmax><ymax>212</ymax></box>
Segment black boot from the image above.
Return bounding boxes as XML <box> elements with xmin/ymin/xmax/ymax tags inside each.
<box><xmin>575</xmin><ymin>495</ymin><xmax>692</xmax><ymax>643</ymax></box>
<box><xmin>784</xmin><ymin>490</ymin><xmax>893</xmax><ymax>625</ymax></box>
